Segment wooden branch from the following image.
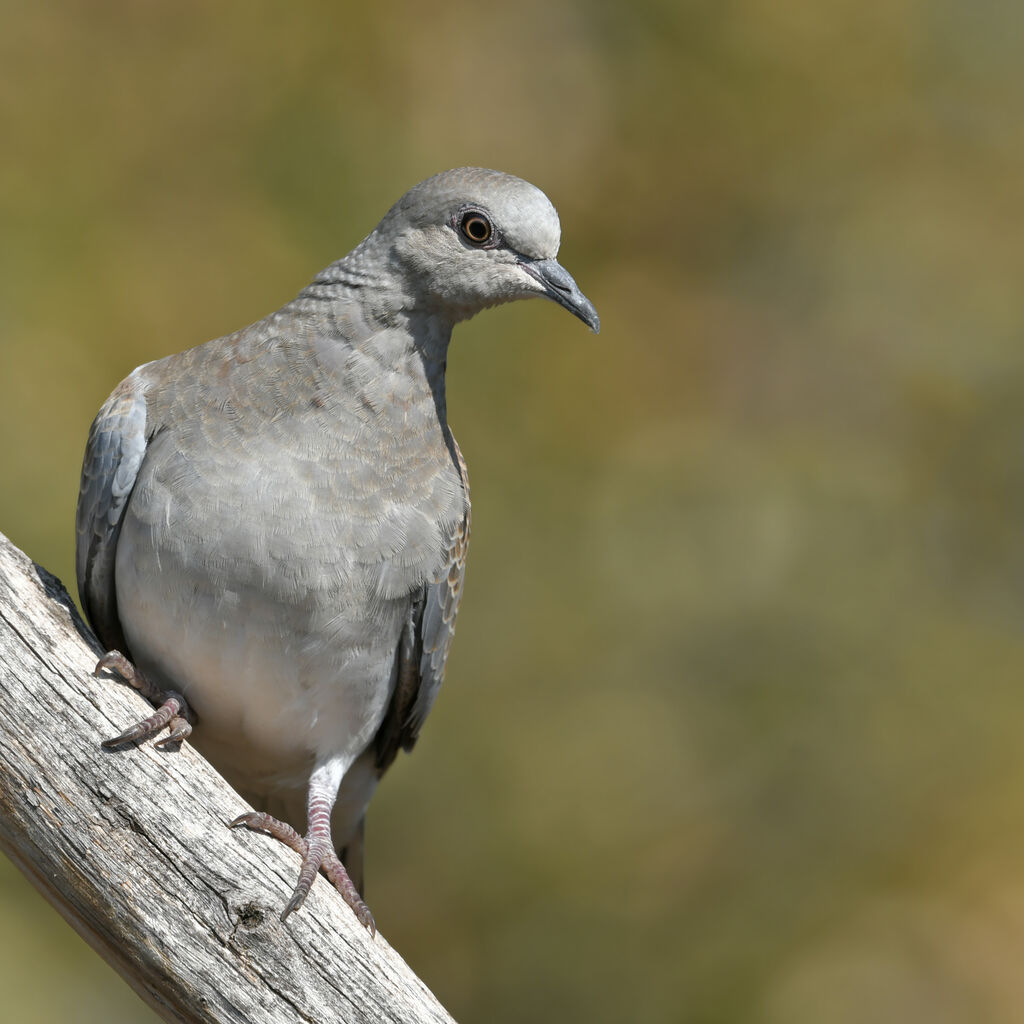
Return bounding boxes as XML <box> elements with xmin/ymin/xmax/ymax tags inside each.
<box><xmin>0</xmin><ymin>530</ymin><xmax>455</xmax><ymax>1024</ymax></box>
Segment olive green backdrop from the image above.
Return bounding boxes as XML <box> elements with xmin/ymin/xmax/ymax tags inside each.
<box><xmin>2</xmin><ymin>2</ymin><xmax>1024</xmax><ymax>1022</ymax></box>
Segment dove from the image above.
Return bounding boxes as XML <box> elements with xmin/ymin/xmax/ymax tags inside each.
<box><xmin>76</xmin><ymin>167</ymin><xmax>599</xmax><ymax>931</ymax></box>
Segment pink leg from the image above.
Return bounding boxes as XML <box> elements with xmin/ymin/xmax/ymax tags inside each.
<box><xmin>230</xmin><ymin>762</ymin><xmax>375</xmax><ymax>934</ymax></box>
<box><xmin>94</xmin><ymin>651</ymin><xmax>193</xmax><ymax>749</ymax></box>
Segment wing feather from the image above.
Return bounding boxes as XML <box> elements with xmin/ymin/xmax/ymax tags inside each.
<box><xmin>375</xmin><ymin>440</ymin><xmax>470</xmax><ymax>771</ymax></box>
<box><xmin>75</xmin><ymin>375</ymin><xmax>149</xmax><ymax>652</ymax></box>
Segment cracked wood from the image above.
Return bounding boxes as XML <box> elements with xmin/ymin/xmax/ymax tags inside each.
<box><xmin>0</xmin><ymin>530</ymin><xmax>455</xmax><ymax>1024</ymax></box>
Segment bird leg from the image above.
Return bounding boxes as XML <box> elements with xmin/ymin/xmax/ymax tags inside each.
<box><xmin>94</xmin><ymin>650</ymin><xmax>194</xmax><ymax>749</ymax></box>
<box><xmin>230</xmin><ymin>761</ymin><xmax>375</xmax><ymax>934</ymax></box>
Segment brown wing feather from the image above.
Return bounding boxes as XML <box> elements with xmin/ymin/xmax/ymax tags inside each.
<box><xmin>375</xmin><ymin>440</ymin><xmax>470</xmax><ymax>773</ymax></box>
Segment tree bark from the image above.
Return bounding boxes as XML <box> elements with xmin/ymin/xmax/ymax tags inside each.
<box><xmin>0</xmin><ymin>529</ymin><xmax>455</xmax><ymax>1024</ymax></box>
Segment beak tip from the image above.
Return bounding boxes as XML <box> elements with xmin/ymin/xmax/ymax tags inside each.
<box><xmin>576</xmin><ymin>302</ymin><xmax>600</xmax><ymax>334</ymax></box>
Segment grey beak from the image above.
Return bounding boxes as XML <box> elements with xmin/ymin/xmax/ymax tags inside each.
<box><xmin>518</xmin><ymin>258</ymin><xmax>600</xmax><ymax>333</ymax></box>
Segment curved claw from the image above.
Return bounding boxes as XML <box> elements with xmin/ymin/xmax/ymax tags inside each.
<box><xmin>155</xmin><ymin>715</ymin><xmax>193</xmax><ymax>748</ymax></box>
<box><xmin>101</xmin><ymin>691</ymin><xmax>191</xmax><ymax>749</ymax></box>
<box><xmin>281</xmin><ymin>889</ymin><xmax>309</xmax><ymax>922</ymax></box>
<box><xmin>359</xmin><ymin>906</ymin><xmax>377</xmax><ymax>936</ymax></box>
<box><xmin>101</xmin><ymin>708</ymin><xmax>171</xmax><ymax>747</ymax></box>
<box><xmin>94</xmin><ymin>650</ymin><xmax>134</xmax><ymax>681</ymax></box>
<box><xmin>347</xmin><ymin>895</ymin><xmax>376</xmax><ymax>936</ymax></box>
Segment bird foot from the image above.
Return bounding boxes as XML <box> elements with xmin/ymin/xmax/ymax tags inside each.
<box><xmin>230</xmin><ymin>811</ymin><xmax>376</xmax><ymax>935</ymax></box>
<box><xmin>94</xmin><ymin>650</ymin><xmax>194</xmax><ymax>749</ymax></box>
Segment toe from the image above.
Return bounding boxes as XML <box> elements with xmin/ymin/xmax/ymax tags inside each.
<box><xmin>155</xmin><ymin>715</ymin><xmax>192</xmax><ymax>748</ymax></box>
<box><xmin>230</xmin><ymin>812</ymin><xmax>309</xmax><ymax>856</ymax></box>
<box><xmin>354</xmin><ymin>901</ymin><xmax>376</xmax><ymax>937</ymax></box>
<box><xmin>101</xmin><ymin>692</ymin><xmax>193</xmax><ymax>749</ymax></box>
<box><xmin>94</xmin><ymin>651</ymin><xmax>134</xmax><ymax>682</ymax></box>
<box><xmin>280</xmin><ymin>889</ymin><xmax>310</xmax><ymax>922</ymax></box>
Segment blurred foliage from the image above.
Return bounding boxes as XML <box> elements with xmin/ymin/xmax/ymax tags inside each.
<box><xmin>2</xmin><ymin>0</ymin><xmax>1024</xmax><ymax>1021</ymax></box>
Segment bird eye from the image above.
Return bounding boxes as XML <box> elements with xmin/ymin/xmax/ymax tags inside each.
<box><xmin>459</xmin><ymin>211</ymin><xmax>493</xmax><ymax>246</ymax></box>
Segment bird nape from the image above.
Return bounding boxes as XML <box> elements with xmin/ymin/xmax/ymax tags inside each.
<box><xmin>76</xmin><ymin>167</ymin><xmax>599</xmax><ymax>934</ymax></box>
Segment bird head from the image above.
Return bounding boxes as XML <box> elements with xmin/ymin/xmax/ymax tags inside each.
<box><xmin>380</xmin><ymin>167</ymin><xmax>600</xmax><ymax>332</ymax></box>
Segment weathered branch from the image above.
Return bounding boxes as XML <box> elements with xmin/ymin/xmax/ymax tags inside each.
<box><xmin>0</xmin><ymin>530</ymin><xmax>455</xmax><ymax>1024</ymax></box>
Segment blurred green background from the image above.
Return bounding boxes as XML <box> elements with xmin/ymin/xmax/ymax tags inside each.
<box><xmin>3</xmin><ymin>1</ymin><xmax>1024</xmax><ymax>1021</ymax></box>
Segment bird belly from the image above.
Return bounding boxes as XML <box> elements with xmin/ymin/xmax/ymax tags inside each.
<box><xmin>113</xmin><ymin>512</ymin><xmax>410</xmax><ymax>793</ymax></box>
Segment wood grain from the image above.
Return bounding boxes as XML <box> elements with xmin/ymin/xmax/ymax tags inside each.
<box><xmin>0</xmin><ymin>530</ymin><xmax>455</xmax><ymax>1024</ymax></box>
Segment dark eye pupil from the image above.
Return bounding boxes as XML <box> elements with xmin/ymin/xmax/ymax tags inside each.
<box><xmin>462</xmin><ymin>214</ymin><xmax>491</xmax><ymax>243</ymax></box>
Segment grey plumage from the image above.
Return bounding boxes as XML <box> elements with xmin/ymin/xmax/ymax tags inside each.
<box><xmin>76</xmin><ymin>167</ymin><xmax>598</xmax><ymax>926</ymax></box>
